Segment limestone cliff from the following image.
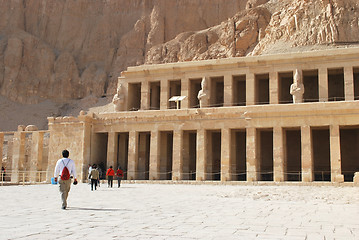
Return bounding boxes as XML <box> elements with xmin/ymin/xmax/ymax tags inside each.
<box><xmin>0</xmin><ymin>0</ymin><xmax>247</xmax><ymax>104</ymax></box>
<box><xmin>145</xmin><ymin>0</ymin><xmax>359</xmax><ymax>63</ymax></box>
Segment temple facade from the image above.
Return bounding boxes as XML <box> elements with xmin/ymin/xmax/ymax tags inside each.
<box><xmin>2</xmin><ymin>48</ymin><xmax>359</xmax><ymax>184</ymax></box>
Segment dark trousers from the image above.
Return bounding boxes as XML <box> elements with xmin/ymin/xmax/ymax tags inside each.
<box><xmin>108</xmin><ymin>176</ymin><xmax>113</xmax><ymax>187</ymax></box>
<box><xmin>91</xmin><ymin>179</ymin><xmax>98</xmax><ymax>190</ymax></box>
<box><xmin>117</xmin><ymin>176</ymin><xmax>122</xmax><ymax>187</ymax></box>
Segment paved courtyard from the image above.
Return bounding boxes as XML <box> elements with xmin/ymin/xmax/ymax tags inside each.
<box><xmin>0</xmin><ymin>182</ymin><xmax>358</xmax><ymax>240</ymax></box>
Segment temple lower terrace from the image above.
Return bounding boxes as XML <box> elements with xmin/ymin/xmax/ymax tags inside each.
<box><xmin>1</xmin><ymin>48</ymin><xmax>359</xmax><ymax>184</ymax></box>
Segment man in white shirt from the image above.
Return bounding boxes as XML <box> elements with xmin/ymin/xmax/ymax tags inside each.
<box><xmin>54</xmin><ymin>150</ymin><xmax>77</xmax><ymax>210</ymax></box>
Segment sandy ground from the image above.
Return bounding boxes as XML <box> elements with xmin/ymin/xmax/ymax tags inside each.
<box><xmin>0</xmin><ymin>183</ymin><xmax>358</xmax><ymax>239</ymax></box>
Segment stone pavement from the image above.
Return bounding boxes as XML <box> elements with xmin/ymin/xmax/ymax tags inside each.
<box><xmin>0</xmin><ymin>182</ymin><xmax>358</xmax><ymax>240</ymax></box>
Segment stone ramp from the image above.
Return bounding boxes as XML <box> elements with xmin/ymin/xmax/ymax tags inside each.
<box><xmin>0</xmin><ymin>183</ymin><xmax>358</xmax><ymax>239</ymax></box>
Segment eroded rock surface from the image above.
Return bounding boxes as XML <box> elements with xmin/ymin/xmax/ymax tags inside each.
<box><xmin>0</xmin><ymin>0</ymin><xmax>246</xmax><ymax>104</ymax></box>
<box><xmin>146</xmin><ymin>0</ymin><xmax>359</xmax><ymax>63</ymax></box>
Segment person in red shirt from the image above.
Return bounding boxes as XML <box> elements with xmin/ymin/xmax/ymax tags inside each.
<box><xmin>106</xmin><ymin>166</ymin><xmax>115</xmax><ymax>188</ymax></box>
<box><xmin>116</xmin><ymin>167</ymin><xmax>124</xmax><ymax>188</ymax></box>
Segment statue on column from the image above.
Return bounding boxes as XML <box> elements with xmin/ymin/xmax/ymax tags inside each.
<box><xmin>197</xmin><ymin>77</ymin><xmax>209</xmax><ymax>108</ymax></box>
<box><xmin>290</xmin><ymin>69</ymin><xmax>305</xmax><ymax>103</ymax></box>
<box><xmin>112</xmin><ymin>83</ymin><xmax>125</xmax><ymax>111</ymax></box>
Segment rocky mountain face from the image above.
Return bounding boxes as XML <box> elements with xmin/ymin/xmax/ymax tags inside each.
<box><xmin>0</xmin><ymin>0</ymin><xmax>247</xmax><ymax>104</ymax></box>
<box><xmin>146</xmin><ymin>0</ymin><xmax>359</xmax><ymax>63</ymax></box>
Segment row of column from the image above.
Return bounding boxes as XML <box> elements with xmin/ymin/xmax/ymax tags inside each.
<box><xmin>0</xmin><ymin>131</ymin><xmax>45</xmax><ymax>183</ymax></box>
<box><xmin>138</xmin><ymin>67</ymin><xmax>355</xmax><ymax>110</ymax></box>
<box><xmin>105</xmin><ymin>125</ymin><xmax>344</xmax><ymax>182</ymax></box>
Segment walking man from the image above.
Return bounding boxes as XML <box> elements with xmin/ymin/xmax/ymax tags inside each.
<box><xmin>106</xmin><ymin>166</ymin><xmax>115</xmax><ymax>188</ymax></box>
<box><xmin>89</xmin><ymin>164</ymin><xmax>99</xmax><ymax>191</ymax></box>
<box><xmin>116</xmin><ymin>166</ymin><xmax>124</xmax><ymax>188</ymax></box>
<box><xmin>54</xmin><ymin>150</ymin><xmax>77</xmax><ymax>210</ymax></box>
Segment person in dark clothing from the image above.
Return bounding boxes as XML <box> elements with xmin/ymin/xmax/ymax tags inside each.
<box><xmin>116</xmin><ymin>167</ymin><xmax>124</xmax><ymax>188</ymax></box>
<box><xmin>1</xmin><ymin>167</ymin><xmax>5</xmax><ymax>181</ymax></box>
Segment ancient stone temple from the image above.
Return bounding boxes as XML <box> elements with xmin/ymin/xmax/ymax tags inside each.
<box><xmin>3</xmin><ymin>47</ymin><xmax>359</xmax><ymax>184</ymax></box>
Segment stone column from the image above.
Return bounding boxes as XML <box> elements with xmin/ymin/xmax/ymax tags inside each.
<box><xmin>196</xmin><ymin>129</ymin><xmax>207</xmax><ymax>181</ymax></box>
<box><xmin>181</xmin><ymin>77</ymin><xmax>189</xmax><ymax>109</ymax></box>
<box><xmin>273</xmin><ymin>127</ymin><xmax>285</xmax><ymax>182</ymax></box>
<box><xmin>29</xmin><ymin>132</ymin><xmax>44</xmax><ymax>183</ymax></box>
<box><xmin>80</xmin><ymin>115</ymin><xmax>93</xmax><ymax>182</ymax></box>
<box><xmin>318</xmin><ymin>68</ymin><xmax>328</xmax><ymax>102</ymax></box>
<box><xmin>107</xmin><ymin>132</ymin><xmax>118</xmax><ymax>170</ymax></box>
<box><xmin>246</xmin><ymin>73</ymin><xmax>255</xmax><ymax>105</ymax></box>
<box><xmin>0</xmin><ymin>133</ymin><xmax>3</xmax><ymax>173</ymax></box>
<box><xmin>330</xmin><ymin>125</ymin><xmax>344</xmax><ymax>182</ymax></box>
<box><xmin>301</xmin><ymin>126</ymin><xmax>313</xmax><ymax>182</ymax></box>
<box><xmin>127</xmin><ymin>131</ymin><xmax>138</xmax><ymax>180</ymax></box>
<box><xmin>344</xmin><ymin>66</ymin><xmax>354</xmax><ymax>101</ymax></box>
<box><xmin>141</xmin><ymin>81</ymin><xmax>149</xmax><ymax>110</ymax></box>
<box><xmin>11</xmin><ymin>132</ymin><xmax>26</xmax><ymax>183</ymax></box>
<box><xmin>223</xmin><ymin>74</ymin><xmax>233</xmax><ymax>106</ymax></box>
<box><xmin>172</xmin><ymin>130</ymin><xmax>183</xmax><ymax>180</ymax></box>
<box><xmin>246</xmin><ymin>127</ymin><xmax>258</xmax><ymax>181</ymax></box>
<box><xmin>269</xmin><ymin>72</ymin><xmax>279</xmax><ymax>104</ymax></box>
<box><xmin>160</xmin><ymin>79</ymin><xmax>168</xmax><ymax>110</ymax></box>
<box><xmin>149</xmin><ymin>130</ymin><xmax>160</xmax><ymax>180</ymax></box>
<box><xmin>221</xmin><ymin>128</ymin><xmax>231</xmax><ymax>181</ymax></box>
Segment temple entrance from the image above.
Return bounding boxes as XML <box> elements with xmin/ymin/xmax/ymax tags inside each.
<box><xmin>91</xmin><ymin>133</ymin><xmax>108</xmax><ymax>179</ymax></box>
<box><xmin>117</xmin><ymin>133</ymin><xmax>129</xmax><ymax>180</ymax></box>
<box><xmin>128</xmin><ymin>83</ymin><xmax>141</xmax><ymax>111</ymax></box>
<box><xmin>232</xmin><ymin>129</ymin><xmax>246</xmax><ymax>181</ymax></box>
<box><xmin>207</xmin><ymin>130</ymin><xmax>221</xmax><ymax>180</ymax></box>
<box><xmin>285</xmin><ymin>129</ymin><xmax>301</xmax><ymax>181</ymax></box>
<box><xmin>279</xmin><ymin>72</ymin><xmax>293</xmax><ymax>104</ymax></box>
<box><xmin>189</xmin><ymin>78</ymin><xmax>201</xmax><ymax>108</ymax></box>
<box><xmin>312</xmin><ymin>128</ymin><xmax>331</xmax><ymax>181</ymax></box>
<box><xmin>259</xmin><ymin>129</ymin><xmax>273</xmax><ymax>181</ymax></box>
<box><xmin>303</xmin><ymin>70</ymin><xmax>319</xmax><ymax>102</ymax></box>
<box><xmin>328</xmin><ymin>68</ymin><xmax>345</xmax><ymax>101</ymax></box>
<box><xmin>169</xmin><ymin>80</ymin><xmax>181</xmax><ymax>109</ymax></box>
<box><xmin>354</xmin><ymin>68</ymin><xmax>359</xmax><ymax>100</ymax></box>
<box><xmin>255</xmin><ymin>73</ymin><xmax>270</xmax><ymax>105</ymax></box>
<box><xmin>138</xmin><ymin>132</ymin><xmax>150</xmax><ymax>180</ymax></box>
<box><xmin>233</xmin><ymin>75</ymin><xmax>246</xmax><ymax>106</ymax></box>
<box><xmin>210</xmin><ymin>76</ymin><xmax>224</xmax><ymax>107</ymax></box>
<box><xmin>150</xmin><ymin>81</ymin><xmax>160</xmax><ymax>110</ymax></box>
<box><xmin>159</xmin><ymin>131</ymin><xmax>173</xmax><ymax>180</ymax></box>
<box><xmin>183</xmin><ymin>131</ymin><xmax>196</xmax><ymax>180</ymax></box>
<box><xmin>340</xmin><ymin>127</ymin><xmax>359</xmax><ymax>182</ymax></box>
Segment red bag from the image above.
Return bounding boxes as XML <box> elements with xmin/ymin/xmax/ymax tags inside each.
<box><xmin>61</xmin><ymin>160</ymin><xmax>70</xmax><ymax>180</ymax></box>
